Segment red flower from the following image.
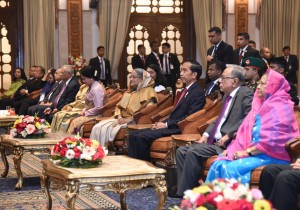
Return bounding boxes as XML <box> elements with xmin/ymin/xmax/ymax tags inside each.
<box><xmin>73</xmin><ymin>147</ymin><xmax>81</xmax><ymax>159</ymax></box>
<box><xmin>205</xmin><ymin>191</ymin><xmax>219</xmax><ymax>206</ymax></box>
<box><xmin>231</xmin><ymin>182</ymin><xmax>239</xmax><ymax>190</ymax></box>
<box><xmin>16</xmin><ymin>122</ymin><xmax>27</xmax><ymax>129</ymax></box>
<box><xmin>236</xmin><ymin>199</ymin><xmax>253</xmax><ymax>210</ymax></box>
<box><xmin>217</xmin><ymin>199</ymin><xmax>240</xmax><ymax>210</ymax></box>
<box><xmin>194</xmin><ymin>194</ymin><xmax>206</xmax><ymax>207</ymax></box>
<box><xmin>59</xmin><ymin>148</ymin><xmax>68</xmax><ymax>157</ymax></box>
<box><xmin>180</xmin><ymin>199</ymin><xmax>193</xmax><ymax>208</ymax></box>
<box><xmin>53</xmin><ymin>144</ymin><xmax>61</xmax><ymax>153</ymax></box>
<box><xmin>81</xmin><ymin>138</ymin><xmax>92</xmax><ymax>146</ymax></box>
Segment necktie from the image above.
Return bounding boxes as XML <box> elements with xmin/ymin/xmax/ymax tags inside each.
<box><xmin>141</xmin><ymin>56</ymin><xmax>145</xmax><ymax>66</ymax></box>
<box><xmin>100</xmin><ymin>58</ymin><xmax>105</xmax><ymax>79</ymax></box>
<box><xmin>208</xmin><ymin>95</ymin><xmax>232</xmax><ymax>145</ymax></box>
<box><xmin>156</xmin><ymin>55</ymin><xmax>162</xmax><ymax>71</ymax></box>
<box><xmin>212</xmin><ymin>46</ymin><xmax>218</xmax><ymax>58</ymax></box>
<box><xmin>174</xmin><ymin>88</ymin><xmax>187</xmax><ymax>108</ymax></box>
<box><xmin>52</xmin><ymin>82</ymin><xmax>67</xmax><ymax>109</ymax></box>
<box><xmin>285</xmin><ymin>56</ymin><xmax>289</xmax><ymax>62</ymax></box>
<box><xmin>238</xmin><ymin>49</ymin><xmax>243</xmax><ymax>65</ymax></box>
<box><xmin>205</xmin><ymin>82</ymin><xmax>215</xmax><ymax>96</ymax></box>
<box><xmin>164</xmin><ymin>54</ymin><xmax>169</xmax><ymax>74</ymax></box>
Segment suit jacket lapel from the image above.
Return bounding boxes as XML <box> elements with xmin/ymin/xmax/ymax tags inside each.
<box><xmin>173</xmin><ymin>82</ymin><xmax>196</xmax><ymax>112</ymax></box>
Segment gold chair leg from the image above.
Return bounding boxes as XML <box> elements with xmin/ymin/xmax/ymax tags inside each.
<box><xmin>0</xmin><ymin>144</ymin><xmax>9</xmax><ymax>177</ymax></box>
<box><xmin>13</xmin><ymin>147</ymin><xmax>24</xmax><ymax>190</ymax></box>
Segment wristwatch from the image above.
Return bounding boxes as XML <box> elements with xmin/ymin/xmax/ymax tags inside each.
<box><xmin>246</xmin><ymin>148</ymin><xmax>253</xmax><ymax>156</ymax></box>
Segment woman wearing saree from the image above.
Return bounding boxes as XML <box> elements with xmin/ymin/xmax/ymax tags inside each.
<box><xmin>90</xmin><ymin>68</ymin><xmax>157</xmax><ymax>146</ymax></box>
<box><xmin>66</xmin><ymin>66</ymin><xmax>105</xmax><ymax>134</ymax></box>
<box><xmin>206</xmin><ymin>69</ymin><xmax>299</xmax><ymax>184</ymax></box>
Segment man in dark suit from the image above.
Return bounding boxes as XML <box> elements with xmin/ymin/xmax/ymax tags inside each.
<box><xmin>281</xmin><ymin>46</ymin><xmax>299</xmax><ymax>84</ymax></box>
<box><xmin>205</xmin><ymin>60</ymin><xmax>226</xmax><ymax>98</ymax></box>
<box><xmin>88</xmin><ymin>46</ymin><xmax>112</xmax><ymax>86</ymax></box>
<box><xmin>269</xmin><ymin>57</ymin><xmax>299</xmax><ymax>105</ymax></box>
<box><xmin>206</xmin><ymin>26</ymin><xmax>234</xmax><ymax>84</ymax></box>
<box><xmin>233</xmin><ymin>32</ymin><xmax>260</xmax><ymax>65</ymax></box>
<box><xmin>145</xmin><ymin>41</ymin><xmax>161</xmax><ymax>70</ymax></box>
<box><xmin>159</xmin><ymin>42</ymin><xmax>180</xmax><ymax>94</ymax></box>
<box><xmin>44</xmin><ymin>65</ymin><xmax>80</xmax><ymax>122</ymax></box>
<box><xmin>131</xmin><ymin>44</ymin><xmax>146</xmax><ymax>70</ymax></box>
<box><xmin>176</xmin><ymin>64</ymin><xmax>253</xmax><ymax>197</ymax></box>
<box><xmin>128</xmin><ymin>60</ymin><xmax>206</xmax><ymax>161</ymax></box>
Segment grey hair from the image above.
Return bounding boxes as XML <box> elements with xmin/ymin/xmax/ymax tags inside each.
<box><xmin>226</xmin><ymin>64</ymin><xmax>245</xmax><ymax>83</ymax></box>
<box><xmin>133</xmin><ymin>68</ymin><xmax>144</xmax><ymax>78</ymax></box>
<box><xmin>61</xmin><ymin>65</ymin><xmax>74</xmax><ymax>76</ymax></box>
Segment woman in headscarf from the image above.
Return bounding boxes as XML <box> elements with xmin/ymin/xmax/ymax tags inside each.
<box><xmin>66</xmin><ymin>66</ymin><xmax>106</xmax><ymax>134</ymax></box>
<box><xmin>206</xmin><ymin>69</ymin><xmax>299</xmax><ymax>184</ymax></box>
<box><xmin>90</xmin><ymin>68</ymin><xmax>157</xmax><ymax>146</ymax></box>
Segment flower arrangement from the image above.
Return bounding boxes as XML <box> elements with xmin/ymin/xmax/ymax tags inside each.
<box><xmin>10</xmin><ymin>115</ymin><xmax>51</xmax><ymax>138</ymax></box>
<box><xmin>51</xmin><ymin>136</ymin><xmax>108</xmax><ymax>168</ymax></box>
<box><xmin>68</xmin><ymin>55</ymin><xmax>87</xmax><ymax>76</ymax></box>
<box><xmin>171</xmin><ymin>178</ymin><xmax>272</xmax><ymax>210</ymax></box>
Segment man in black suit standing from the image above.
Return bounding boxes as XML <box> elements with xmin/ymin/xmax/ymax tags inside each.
<box><xmin>159</xmin><ymin>42</ymin><xmax>180</xmax><ymax>94</ymax></box>
<box><xmin>128</xmin><ymin>60</ymin><xmax>206</xmax><ymax>161</ymax></box>
<box><xmin>281</xmin><ymin>46</ymin><xmax>299</xmax><ymax>84</ymax></box>
<box><xmin>233</xmin><ymin>32</ymin><xmax>260</xmax><ymax>65</ymax></box>
<box><xmin>44</xmin><ymin>65</ymin><xmax>80</xmax><ymax>122</ymax></box>
<box><xmin>145</xmin><ymin>41</ymin><xmax>161</xmax><ymax>70</ymax></box>
<box><xmin>205</xmin><ymin>60</ymin><xmax>225</xmax><ymax>98</ymax></box>
<box><xmin>206</xmin><ymin>27</ymin><xmax>234</xmax><ymax>84</ymax></box>
<box><xmin>176</xmin><ymin>64</ymin><xmax>253</xmax><ymax>197</ymax></box>
<box><xmin>131</xmin><ymin>44</ymin><xmax>146</xmax><ymax>70</ymax></box>
<box><xmin>88</xmin><ymin>46</ymin><xmax>112</xmax><ymax>86</ymax></box>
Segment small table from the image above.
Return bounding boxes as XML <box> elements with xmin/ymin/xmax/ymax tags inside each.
<box><xmin>0</xmin><ymin>133</ymin><xmax>70</xmax><ymax>189</ymax></box>
<box><xmin>41</xmin><ymin>156</ymin><xmax>167</xmax><ymax>210</ymax></box>
<box><xmin>0</xmin><ymin>115</ymin><xmax>20</xmax><ymax>134</ymax></box>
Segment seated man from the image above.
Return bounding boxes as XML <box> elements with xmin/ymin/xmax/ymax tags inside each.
<box><xmin>128</xmin><ymin>60</ymin><xmax>206</xmax><ymax>161</ymax></box>
<box><xmin>242</xmin><ymin>57</ymin><xmax>267</xmax><ymax>91</ymax></box>
<box><xmin>176</xmin><ymin>64</ymin><xmax>253</xmax><ymax>197</ymax></box>
<box><xmin>269</xmin><ymin>57</ymin><xmax>299</xmax><ymax>106</ymax></box>
<box><xmin>259</xmin><ymin>158</ymin><xmax>300</xmax><ymax>210</ymax></box>
<box><xmin>205</xmin><ymin>60</ymin><xmax>225</xmax><ymax>98</ymax></box>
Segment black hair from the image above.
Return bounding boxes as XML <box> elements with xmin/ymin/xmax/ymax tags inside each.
<box><xmin>208</xmin><ymin>27</ymin><xmax>222</xmax><ymax>34</ymax></box>
<box><xmin>147</xmin><ymin>64</ymin><xmax>167</xmax><ymax>87</ymax></box>
<box><xmin>208</xmin><ymin>60</ymin><xmax>226</xmax><ymax>72</ymax></box>
<box><xmin>249</xmin><ymin>40</ymin><xmax>256</xmax><ymax>45</ymax></box>
<box><xmin>12</xmin><ymin>67</ymin><xmax>27</xmax><ymax>82</ymax></box>
<box><xmin>184</xmin><ymin>59</ymin><xmax>202</xmax><ymax>80</ymax></box>
<box><xmin>137</xmin><ymin>44</ymin><xmax>145</xmax><ymax>50</ymax></box>
<box><xmin>237</xmin><ymin>32</ymin><xmax>250</xmax><ymax>40</ymax></box>
<box><xmin>162</xmin><ymin>42</ymin><xmax>171</xmax><ymax>48</ymax></box>
<box><xmin>80</xmin><ymin>65</ymin><xmax>99</xmax><ymax>80</ymax></box>
<box><xmin>282</xmin><ymin>46</ymin><xmax>290</xmax><ymax>51</ymax></box>
<box><xmin>150</xmin><ymin>41</ymin><xmax>158</xmax><ymax>48</ymax></box>
<box><xmin>36</xmin><ymin>66</ymin><xmax>46</xmax><ymax>75</ymax></box>
<box><xmin>97</xmin><ymin>46</ymin><xmax>105</xmax><ymax>51</ymax></box>
<box><xmin>269</xmin><ymin>57</ymin><xmax>288</xmax><ymax>73</ymax></box>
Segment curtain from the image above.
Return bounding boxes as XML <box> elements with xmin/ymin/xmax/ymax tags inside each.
<box><xmin>23</xmin><ymin>0</ymin><xmax>55</xmax><ymax>72</ymax></box>
<box><xmin>192</xmin><ymin>0</ymin><xmax>223</xmax><ymax>71</ymax></box>
<box><xmin>98</xmin><ymin>0</ymin><xmax>132</xmax><ymax>80</ymax></box>
<box><xmin>260</xmin><ymin>0</ymin><xmax>300</xmax><ymax>91</ymax></box>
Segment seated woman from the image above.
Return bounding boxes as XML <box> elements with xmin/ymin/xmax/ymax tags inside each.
<box><xmin>0</xmin><ymin>68</ymin><xmax>27</xmax><ymax>99</ymax></box>
<box><xmin>66</xmin><ymin>66</ymin><xmax>106</xmax><ymax>134</ymax></box>
<box><xmin>206</xmin><ymin>69</ymin><xmax>299</xmax><ymax>184</ymax></box>
<box><xmin>90</xmin><ymin>68</ymin><xmax>157</xmax><ymax>146</ymax></box>
<box><xmin>51</xmin><ymin>83</ymin><xmax>89</xmax><ymax>133</ymax></box>
<box><xmin>146</xmin><ymin>64</ymin><xmax>167</xmax><ymax>92</ymax></box>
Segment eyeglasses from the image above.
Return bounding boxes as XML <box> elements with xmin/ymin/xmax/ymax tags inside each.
<box><xmin>219</xmin><ymin>76</ymin><xmax>236</xmax><ymax>81</ymax></box>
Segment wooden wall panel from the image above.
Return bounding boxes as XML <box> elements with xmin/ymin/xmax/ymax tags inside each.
<box><xmin>67</xmin><ymin>0</ymin><xmax>83</xmax><ymax>56</ymax></box>
<box><xmin>235</xmin><ymin>0</ymin><xmax>248</xmax><ymax>48</ymax></box>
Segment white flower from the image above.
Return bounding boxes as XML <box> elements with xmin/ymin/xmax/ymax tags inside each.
<box><xmin>65</xmin><ymin>149</ymin><xmax>75</xmax><ymax>160</ymax></box>
<box><xmin>246</xmin><ymin>191</ymin><xmax>253</xmax><ymax>202</ymax></box>
<box><xmin>214</xmin><ymin>194</ymin><xmax>224</xmax><ymax>202</ymax></box>
<box><xmin>102</xmin><ymin>147</ymin><xmax>109</xmax><ymax>156</ymax></box>
<box><xmin>82</xmin><ymin>146</ymin><xmax>96</xmax><ymax>156</ymax></box>
<box><xmin>21</xmin><ymin>130</ymin><xmax>27</xmax><ymax>138</ymax></box>
<box><xmin>10</xmin><ymin>128</ymin><xmax>17</xmax><ymax>137</ymax></box>
<box><xmin>236</xmin><ymin>184</ymin><xmax>248</xmax><ymax>197</ymax></box>
<box><xmin>23</xmin><ymin>116</ymin><xmax>35</xmax><ymax>123</ymax></box>
<box><xmin>223</xmin><ymin>187</ymin><xmax>239</xmax><ymax>200</ymax></box>
<box><xmin>80</xmin><ymin>153</ymin><xmax>92</xmax><ymax>160</ymax></box>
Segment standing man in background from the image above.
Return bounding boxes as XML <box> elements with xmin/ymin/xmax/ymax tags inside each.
<box><xmin>132</xmin><ymin>44</ymin><xmax>147</xmax><ymax>70</ymax></box>
<box><xmin>159</xmin><ymin>42</ymin><xmax>180</xmax><ymax>94</ymax></box>
<box><xmin>206</xmin><ymin>27</ymin><xmax>234</xmax><ymax>84</ymax></box>
<box><xmin>145</xmin><ymin>41</ymin><xmax>162</xmax><ymax>70</ymax></box>
<box><xmin>89</xmin><ymin>46</ymin><xmax>112</xmax><ymax>86</ymax></box>
<box><xmin>281</xmin><ymin>46</ymin><xmax>299</xmax><ymax>85</ymax></box>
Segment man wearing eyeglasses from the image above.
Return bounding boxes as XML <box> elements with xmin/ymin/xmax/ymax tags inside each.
<box><xmin>176</xmin><ymin>64</ymin><xmax>253</xmax><ymax>197</ymax></box>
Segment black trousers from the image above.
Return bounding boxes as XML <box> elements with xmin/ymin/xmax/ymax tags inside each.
<box><xmin>127</xmin><ymin>128</ymin><xmax>180</xmax><ymax>161</ymax></box>
<box><xmin>13</xmin><ymin>98</ymin><xmax>39</xmax><ymax>115</ymax></box>
<box><xmin>28</xmin><ymin>104</ymin><xmax>51</xmax><ymax>118</ymax></box>
<box><xmin>259</xmin><ymin>164</ymin><xmax>300</xmax><ymax>210</ymax></box>
<box><xmin>176</xmin><ymin>143</ymin><xmax>224</xmax><ymax>196</ymax></box>
<box><xmin>0</xmin><ymin>98</ymin><xmax>14</xmax><ymax>110</ymax></box>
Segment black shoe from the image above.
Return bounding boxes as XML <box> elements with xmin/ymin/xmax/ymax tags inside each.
<box><xmin>168</xmin><ymin>192</ymin><xmax>183</xmax><ymax>198</ymax></box>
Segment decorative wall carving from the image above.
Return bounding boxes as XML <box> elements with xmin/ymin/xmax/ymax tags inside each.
<box><xmin>67</xmin><ymin>0</ymin><xmax>83</xmax><ymax>56</ymax></box>
<box><xmin>235</xmin><ymin>0</ymin><xmax>248</xmax><ymax>47</ymax></box>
